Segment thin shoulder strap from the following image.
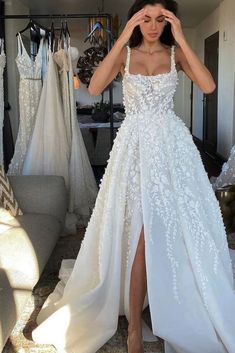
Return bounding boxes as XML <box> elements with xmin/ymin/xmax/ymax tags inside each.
<box><xmin>124</xmin><ymin>45</ymin><xmax>131</xmax><ymax>74</ymax></box>
<box><xmin>17</xmin><ymin>33</ymin><xmax>24</xmax><ymax>56</ymax></box>
<box><xmin>171</xmin><ymin>45</ymin><xmax>175</xmax><ymax>70</ymax></box>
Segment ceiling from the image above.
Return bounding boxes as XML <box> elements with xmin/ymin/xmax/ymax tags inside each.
<box><xmin>18</xmin><ymin>0</ymin><xmax>223</xmax><ymax>28</ymax></box>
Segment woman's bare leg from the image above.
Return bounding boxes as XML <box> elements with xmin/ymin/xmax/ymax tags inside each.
<box><xmin>127</xmin><ymin>225</ymin><xmax>147</xmax><ymax>353</ymax></box>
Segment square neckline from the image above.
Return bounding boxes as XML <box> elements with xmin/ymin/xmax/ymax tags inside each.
<box><xmin>124</xmin><ymin>44</ymin><xmax>176</xmax><ymax>79</ymax></box>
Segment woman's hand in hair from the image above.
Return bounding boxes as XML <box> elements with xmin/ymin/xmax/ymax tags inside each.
<box><xmin>117</xmin><ymin>8</ymin><xmax>148</xmax><ymax>45</ymax></box>
<box><xmin>88</xmin><ymin>9</ymin><xmax>147</xmax><ymax>96</ymax></box>
<box><xmin>160</xmin><ymin>8</ymin><xmax>215</xmax><ymax>93</ymax></box>
<box><xmin>160</xmin><ymin>8</ymin><xmax>185</xmax><ymax>45</ymax></box>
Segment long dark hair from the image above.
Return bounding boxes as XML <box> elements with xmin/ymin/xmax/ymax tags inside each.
<box><xmin>127</xmin><ymin>0</ymin><xmax>178</xmax><ymax>48</ymax></box>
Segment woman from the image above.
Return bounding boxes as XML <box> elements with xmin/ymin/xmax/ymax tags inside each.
<box><xmin>32</xmin><ymin>1</ymin><xmax>235</xmax><ymax>353</ymax></box>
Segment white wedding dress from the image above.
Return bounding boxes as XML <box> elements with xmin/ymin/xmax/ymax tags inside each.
<box><xmin>54</xmin><ymin>43</ymin><xmax>98</xmax><ymax>226</ymax></box>
<box><xmin>53</xmin><ymin>46</ymin><xmax>72</xmax><ymax>150</ymax></box>
<box><xmin>22</xmin><ymin>48</ymin><xmax>70</xmax><ymax>188</ymax></box>
<box><xmin>32</xmin><ymin>45</ymin><xmax>235</xmax><ymax>353</ymax></box>
<box><xmin>7</xmin><ymin>34</ymin><xmax>43</xmax><ymax>175</ymax></box>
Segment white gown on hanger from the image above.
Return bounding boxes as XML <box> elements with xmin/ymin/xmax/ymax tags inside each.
<box><xmin>67</xmin><ymin>45</ymin><xmax>98</xmax><ymax>226</ymax></box>
<box><xmin>0</xmin><ymin>38</ymin><xmax>6</xmax><ymax>165</ymax></box>
<box><xmin>54</xmin><ymin>43</ymin><xmax>98</xmax><ymax>226</ymax></box>
<box><xmin>53</xmin><ymin>46</ymin><xmax>72</xmax><ymax>150</ymax></box>
<box><xmin>32</xmin><ymin>45</ymin><xmax>235</xmax><ymax>353</ymax></box>
<box><xmin>7</xmin><ymin>33</ymin><xmax>43</xmax><ymax>175</ymax></box>
<box><xmin>22</xmin><ymin>48</ymin><xmax>69</xmax><ymax>188</ymax></box>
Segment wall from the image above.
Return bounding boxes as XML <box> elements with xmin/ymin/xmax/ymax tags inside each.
<box><xmin>5</xmin><ymin>0</ymin><xmax>29</xmax><ymax>142</ymax></box>
<box><xmin>192</xmin><ymin>6</ymin><xmax>220</xmax><ymax>141</ymax></box>
<box><xmin>192</xmin><ymin>0</ymin><xmax>235</xmax><ymax>159</ymax></box>
<box><xmin>217</xmin><ymin>0</ymin><xmax>235</xmax><ymax>158</ymax></box>
<box><xmin>174</xmin><ymin>28</ymin><xmax>195</xmax><ymax>129</ymax></box>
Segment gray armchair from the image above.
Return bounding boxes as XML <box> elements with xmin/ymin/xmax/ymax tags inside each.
<box><xmin>0</xmin><ymin>175</ymin><xmax>68</xmax><ymax>352</ymax></box>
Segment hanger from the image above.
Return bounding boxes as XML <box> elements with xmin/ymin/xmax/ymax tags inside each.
<box><xmin>16</xmin><ymin>19</ymin><xmax>36</xmax><ymax>36</ymax></box>
<box><xmin>59</xmin><ymin>20</ymin><xmax>70</xmax><ymax>49</ymax></box>
<box><xmin>65</xmin><ymin>21</ymin><xmax>70</xmax><ymax>38</ymax></box>
<box><xmin>31</xmin><ymin>20</ymin><xmax>49</xmax><ymax>33</ymax></box>
<box><xmin>16</xmin><ymin>19</ymin><xmax>49</xmax><ymax>37</ymax></box>
<box><xmin>59</xmin><ymin>21</ymin><xmax>65</xmax><ymax>40</ymax></box>
<box><xmin>59</xmin><ymin>20</ymin><xmax>70</xmax><ymax>38</ymax></box>
<box><xmin>84</xmin><ymin>21</ymin><xmax>113</xmax><ymax>44</ymax></box>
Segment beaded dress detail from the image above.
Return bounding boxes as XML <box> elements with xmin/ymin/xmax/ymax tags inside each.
<box><xmin>32</xmin><ymin>45</ymin><xmax>235</xmax><ymax>353</ymax></box>
<box><xmin>7</xmin><ymin>33</ymin><xmax>43</xmax><ymax>175</ymax></box>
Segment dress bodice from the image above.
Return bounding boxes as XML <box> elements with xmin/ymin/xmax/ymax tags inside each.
<box><xmin>53</xmin><ymin>48</ymin><xmax>70</xmax><ymax>73</ymax></box>
<box><xmin>15</xmin><ymin>33</ymin><xmax>43</xmax><ymax>80</ymax></box>
<box><xmin>122</xmin><ymin>45</ymin><xmax>179</xmax><ymax>116</ymax></box>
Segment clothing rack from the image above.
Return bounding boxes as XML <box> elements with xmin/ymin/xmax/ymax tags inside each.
<box><xmin>0</xmin><ymin>12</ymin><xmax>116</xmax><ymax>148</ymax></box>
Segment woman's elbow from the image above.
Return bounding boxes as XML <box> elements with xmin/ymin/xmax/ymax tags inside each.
<box><xmin>88</xmin><ymin>85</ymin><xmax>101</xmax><ymax>96</ymax></box>
<box><xmin>203</xmin><ymin>81</ymin><xmax>216</xmax><ymax>94</ymax></box>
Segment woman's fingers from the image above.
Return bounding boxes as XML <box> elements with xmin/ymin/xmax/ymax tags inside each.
<box><xmin>161</xmin><ymin>9</ymin><xmax>179</xmax><ymax>25</ymax></box>
<box><xmin>132</xmin><ymin>8</ymin><xmax>147</xmax><ymax>20</ymax></box>
<box><xmin>127</xmin><ymin>8</ymin><xmax>147</xmax><ymax>30</ymax></box>
<box><xmin>129</xmin><ymin>12</ymin><xmax>146</xmax><ymax>27</ymax></box>
<box><xmin>118</xmin><ymin>8</ymin><xmax>147</xmax><ymax>44</ymax></box>
<box><xmin>161</xmin><ymin>9</ymin><xmax>178</xmax><ymax>21</ymax></box>
<box><xmin>160</xmin><ymin>9</ymin><xmax>173</xmax><ymax>15</ymax></box>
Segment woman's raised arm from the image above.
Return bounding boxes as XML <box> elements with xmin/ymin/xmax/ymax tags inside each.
<box><xmin>88</xmin><ymin>7</ymin><xmax>148</xmax><ymax>96</ymax></box>
<box><xmin>88</xmin><ymin>41</ymin><xmax>125</xmax><ymax>96</ymax></box>
<box><xmin>161</xmin><ymin>8</ymin><xmax>216</xmax><ymax>94</ymax></box>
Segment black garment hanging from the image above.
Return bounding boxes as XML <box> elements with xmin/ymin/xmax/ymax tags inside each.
<box><xmin>49</xmin><ymin>21</ymin><xmax>55</xmax><ymax>51</ymax></box>
<box><xmin>3</xmin><ymin>107</ymin><xmax>14</xmax><ymax>172</ymax></box>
